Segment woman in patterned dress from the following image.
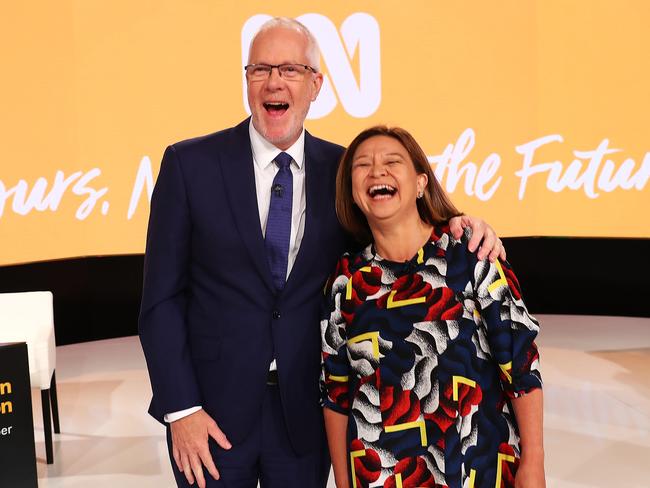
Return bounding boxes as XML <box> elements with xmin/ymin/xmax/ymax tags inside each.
<box><xmin>320</xmin><ymin>126</ymin><xmax>545</xmax><ymax>488</ymax></box>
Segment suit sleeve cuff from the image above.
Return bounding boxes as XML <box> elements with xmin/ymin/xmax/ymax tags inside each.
<box><xmin>164</xmin><ymin>406</ymin><xmax>202</xmax><ymax>423</ymax></box>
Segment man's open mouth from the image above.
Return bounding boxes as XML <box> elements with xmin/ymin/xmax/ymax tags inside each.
<box><xmin>368</xmin><ymin>184</ymin><xmax>397</xmax><ymax>199</ymax></box>
<box><xmin>263</xmin><ymin>102</ymin><xmax>289</xmax><ymax>115</ymax></box>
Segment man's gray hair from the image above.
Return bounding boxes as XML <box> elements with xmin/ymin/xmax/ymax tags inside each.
<box><xmin>249</xmin><ymin>17</ymin><xmax>321</xmax><ymax>71</ymax></box>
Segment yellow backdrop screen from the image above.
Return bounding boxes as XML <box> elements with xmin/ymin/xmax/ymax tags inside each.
<box><xmin>1</xmin><ymin>1</ymin><xmax>648</xmax><ymax>265</ymax></box>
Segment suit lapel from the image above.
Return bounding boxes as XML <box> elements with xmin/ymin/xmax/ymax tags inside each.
<box><xmin>220</xmin><ymin>119</ymin><xmax>274</xmax><ymax>291</ymax></box>
<box><xmin>285</xmin><ymin>130</ymin><xmax>329</xmax><ymax>291</ymax></box>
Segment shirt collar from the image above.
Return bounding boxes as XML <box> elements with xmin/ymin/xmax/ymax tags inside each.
<box><xmin>249</xmin><ymin>120</ymin><xmax>305</xmax><ymax>170</ymax></box>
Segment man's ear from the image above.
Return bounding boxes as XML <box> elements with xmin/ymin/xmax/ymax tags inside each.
<box><xmin>311</xmin><ymin>72</ymin><xmax>324</xmax><ymax>101</ymax></box>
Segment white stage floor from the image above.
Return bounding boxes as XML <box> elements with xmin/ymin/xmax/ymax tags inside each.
<box><xmin>32</xmin><ymin>314</ymin><xmax>650</xmax><ymax>487</ymax></box>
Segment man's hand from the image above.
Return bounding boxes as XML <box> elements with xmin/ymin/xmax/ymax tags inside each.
<box><xmin>170</xmin><ymin>409</ymin><xmax>232</xmax><ymax>488</ymax></box>
<box><xmin>449</xmin><ymin>215</ymin><xmax>506</xmax><ymax>262</ymax></box>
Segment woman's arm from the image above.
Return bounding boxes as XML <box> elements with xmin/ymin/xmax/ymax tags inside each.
<box><xmin>320</xmin><ymin>260</ymin><xmax>354</xmax><ymax>488</ymax></box>
<box><xmin>511</xmin><ymin>388</ymin><xmax>545</xmax><ymax>487</ymax></box>
<box><xmin>463</xmin><ymin>249</ymin><xmax>544</xmax><ymax>486</ymax></box>
<box><xmin>324</xmin><ymin>408</ymin><xmax>350</xmax><ymax>488</ymax></box>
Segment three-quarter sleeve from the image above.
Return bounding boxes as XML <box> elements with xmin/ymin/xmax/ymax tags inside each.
<box><xmin>320</xmin><ymin>262</ymin><xmax>352</xmax><ymax>414</ymax></box>
<box><xmin>471</xmin><ymin>257</ymin><xmax>542</xmax><ymax>398</ymax></box>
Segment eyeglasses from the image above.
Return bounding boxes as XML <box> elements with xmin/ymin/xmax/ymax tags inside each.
<box><xmin>244</xmin><ymin>63</ymin><xmax>318</xmax><ymax>81</ymax></box>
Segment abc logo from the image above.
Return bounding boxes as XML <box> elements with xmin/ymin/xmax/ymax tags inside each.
<box><xmin>241</xmin><ymin>13</ymin><xmax>381</xmax><ymax>119</ymax></box>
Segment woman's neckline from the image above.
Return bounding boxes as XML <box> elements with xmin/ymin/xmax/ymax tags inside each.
<box><xmin>369</xmin><ymin>226</ymin><xmax>437</xmax><ymax>265</ymax></box>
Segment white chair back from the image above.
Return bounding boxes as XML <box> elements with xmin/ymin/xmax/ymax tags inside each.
<box><xmin>0</xmin><ymin>291</ymin><xmax>56</xmax><ymax>389</ymax></box>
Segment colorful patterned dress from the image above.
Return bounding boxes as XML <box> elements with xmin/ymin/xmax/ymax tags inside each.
<box><xmin>320</xmin><ymin>226</ymin><xmax>542</xmax><ymax>488</ymax></box>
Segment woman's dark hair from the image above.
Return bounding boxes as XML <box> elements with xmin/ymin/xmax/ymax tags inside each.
<box><xmin>335</xmin><ymin>125</ymin><xmax>462</xmax><ymax>244</ymax></box>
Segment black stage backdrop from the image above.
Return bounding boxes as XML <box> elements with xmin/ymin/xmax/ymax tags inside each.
<box><xmin>0</xmin><ymin>238</ymin><xmax>648</xmax><ymax>346</ymax></box>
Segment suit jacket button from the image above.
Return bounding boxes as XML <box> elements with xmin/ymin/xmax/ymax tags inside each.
<box><xmin>272</xmin><ymin>310</ymin><xmax>281</xmax><ymax>319</ymax></box>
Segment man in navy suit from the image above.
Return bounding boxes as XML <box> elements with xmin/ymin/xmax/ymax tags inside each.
<box><xmin>139</xmin><ymin>17</ymin><xmax>504</xmax><ymax>488</ymax></box>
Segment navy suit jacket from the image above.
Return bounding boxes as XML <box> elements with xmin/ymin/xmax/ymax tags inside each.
<box><xmin>139</xmin><ymin>118</ymin><xmax>347</xmax><ymax>454</ymax></box>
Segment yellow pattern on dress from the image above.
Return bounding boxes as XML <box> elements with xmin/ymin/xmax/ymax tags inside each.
<box><xmin>349</xmin><ymin>449</ymin><xmax>366</xmax><ymax>488</ymax></box>
<box><xmin>384</xmin><ymin>419</ymin><xmax>428</xmax><ymax>447</ymax></box>
<box><xmin>387</xmin><ymin>290</ymin><xmax>426</xmax><ymax>308</ymax></box>
<box><xmin>346</xmin><ymin>266</ymin><xmax>372</xmax><ymax>300</ymax></box>
<box><xmin>453</xmin><ymin>376</ymin><xmax>477</xmax><ymax>401</ymax></box>
<box><xmin>487</xmin><ymin>260</ymin><xmax>507</xmax><ymax>293</ymax></box>
<box><xmin>495</xmin><ymin>452</ymin><xmax>515</xmax><ymax>488</ymax></box>
<box><xmin>348</xmin><ymin>332</ymin><xmax>380</xmax><ymax>359</ymax></box>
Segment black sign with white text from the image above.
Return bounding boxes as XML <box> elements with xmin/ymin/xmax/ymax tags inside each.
<box><xmin>0</xmin><ymin>342</ymin><xmax>38</xmax><ymax>488</ymax></box>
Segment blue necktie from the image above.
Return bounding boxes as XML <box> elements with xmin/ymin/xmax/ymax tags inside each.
<box><xmin>265</xmin><ymin>152</ymin><xmax>293</xmax><ymax>291</ymax></box>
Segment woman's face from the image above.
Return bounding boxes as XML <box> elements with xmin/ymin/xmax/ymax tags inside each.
<box><xmin>350</xmin><ymin>135</ymin><xmax>428</xmax><ymax>227</ymax></box>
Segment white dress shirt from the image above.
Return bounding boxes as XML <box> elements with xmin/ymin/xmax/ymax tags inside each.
<box><xmin>165</xmin><ymin>121</ymin><xmax>307</xmax><ymax>423</ymax></box>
